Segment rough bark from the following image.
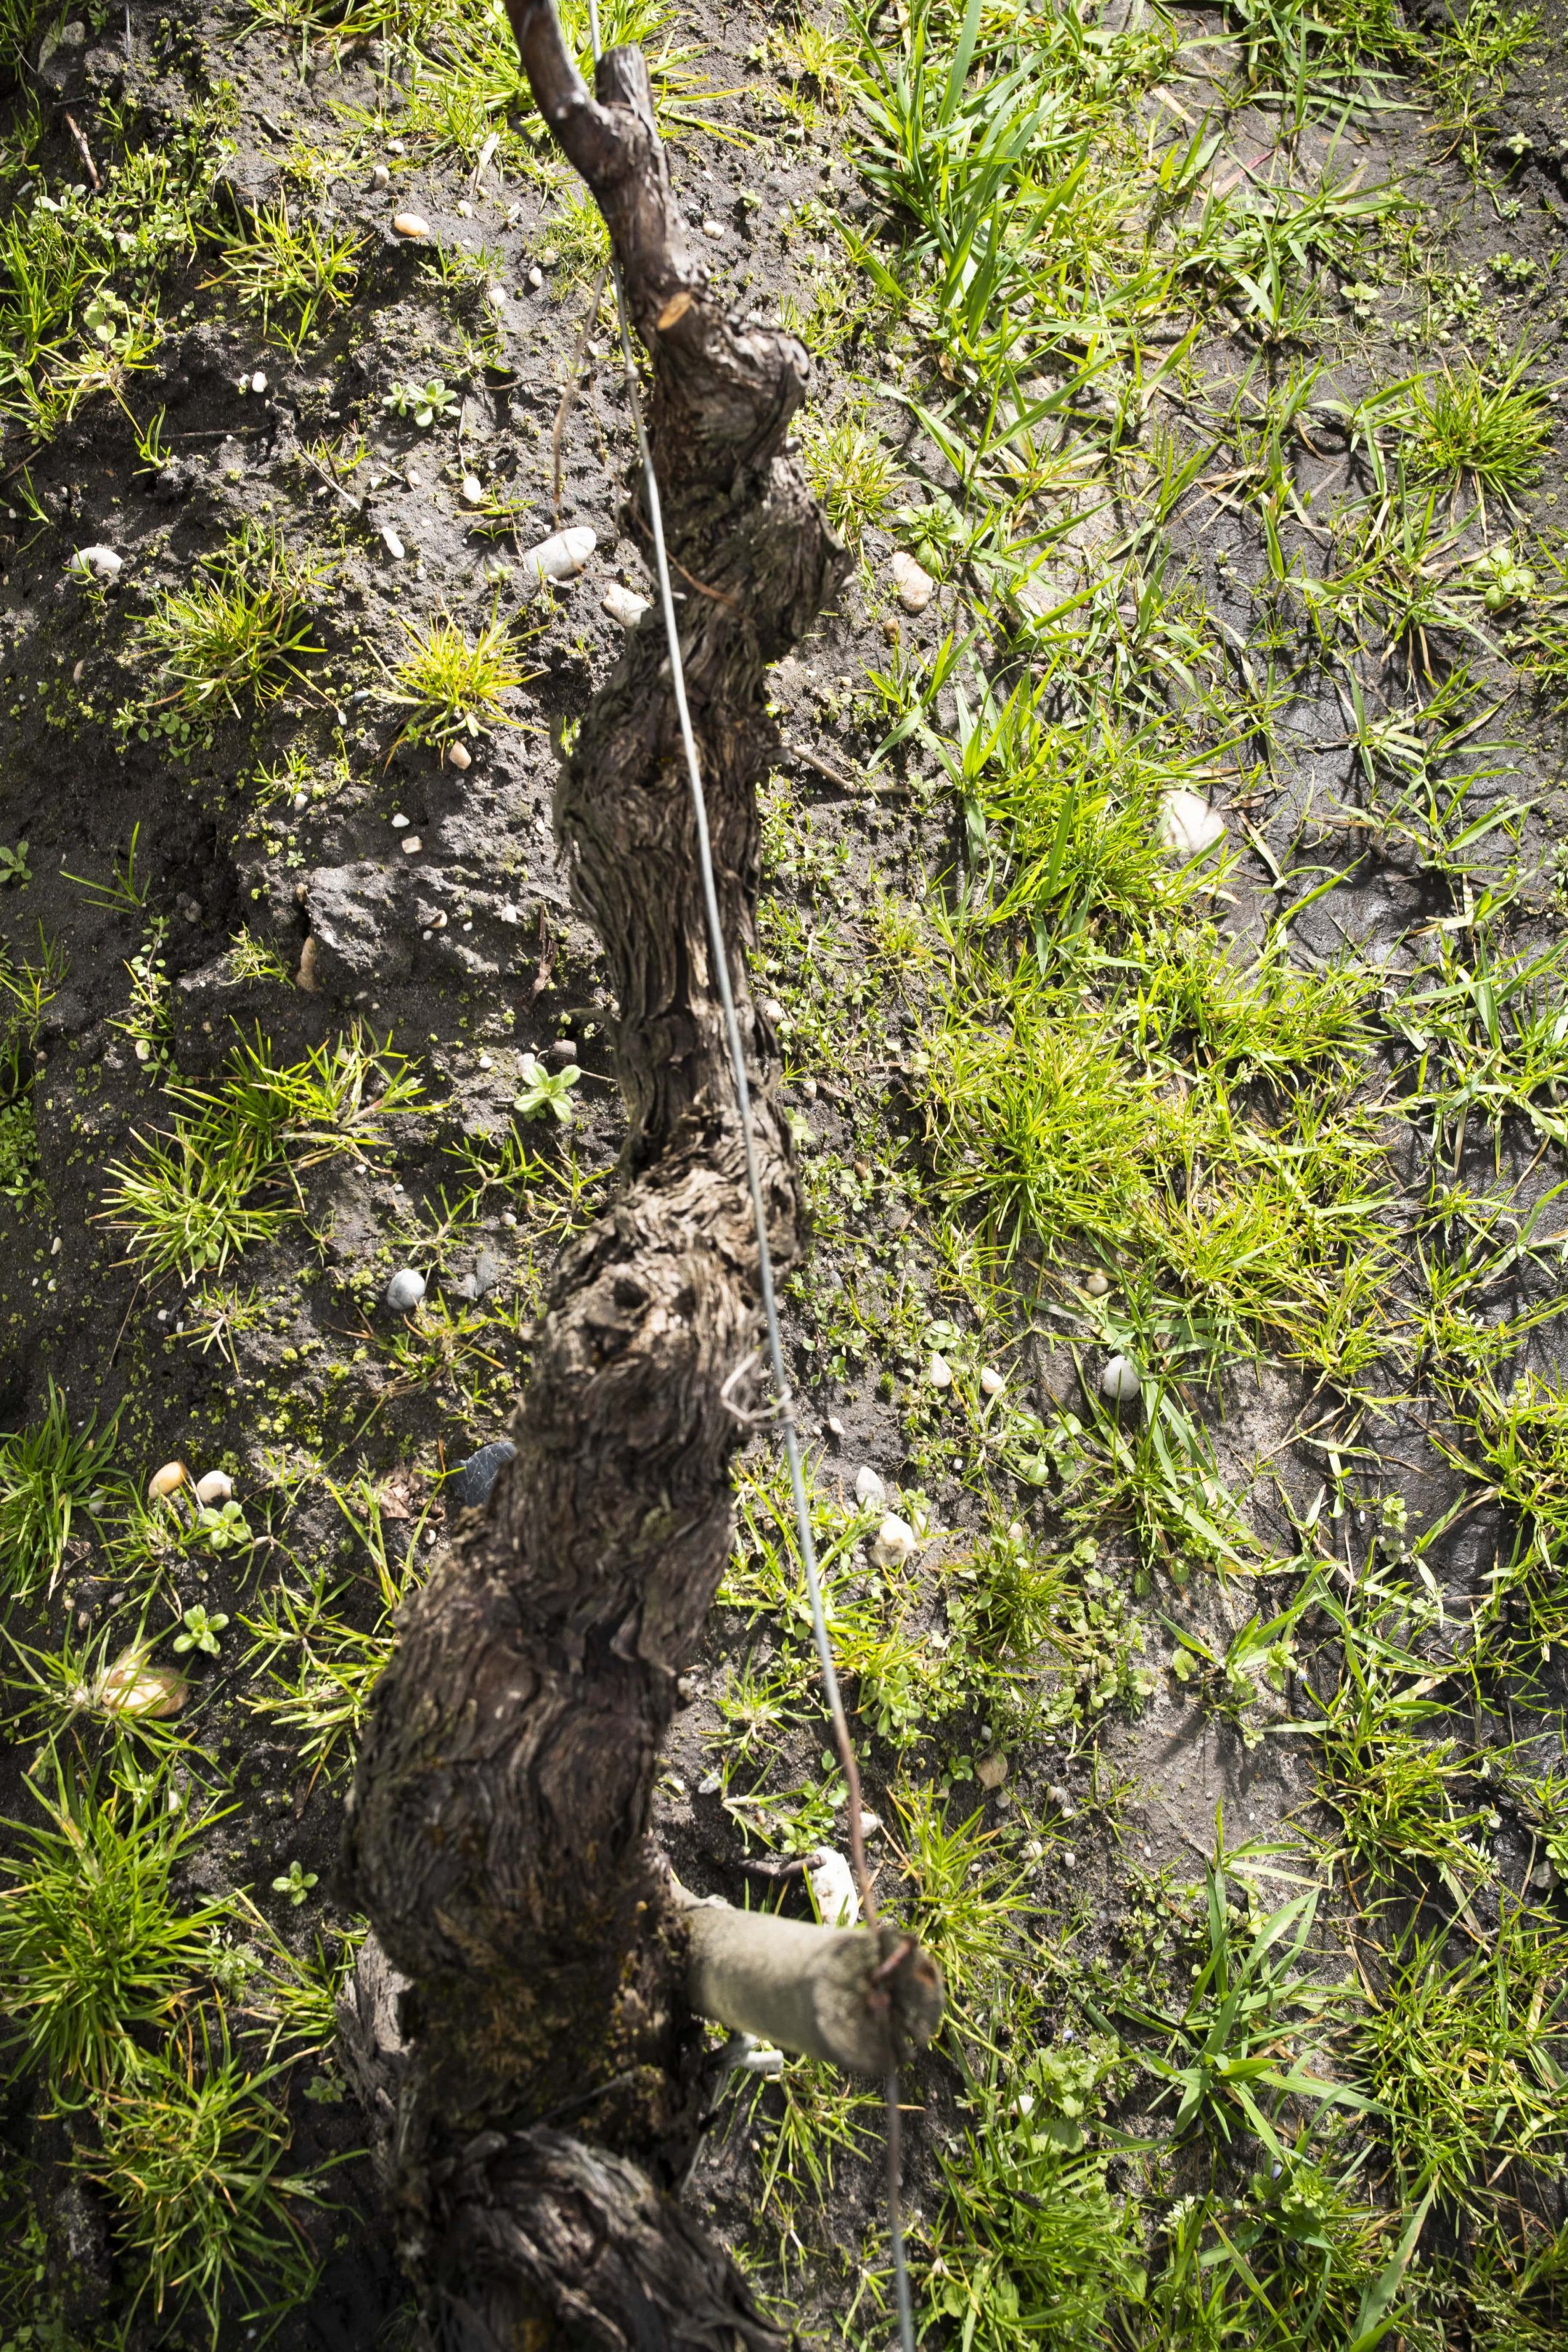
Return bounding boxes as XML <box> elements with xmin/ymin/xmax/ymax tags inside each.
<box><xmin>338</xmin><ymin>12</ymin><xmax>936</xmax><ymax>2345</ymax></box>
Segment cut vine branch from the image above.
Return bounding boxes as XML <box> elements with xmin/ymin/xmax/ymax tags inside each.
<box><xmin>338</xmin><ymin>7</ymin><xmax>941</xmax><ymax>2345</ymax></box>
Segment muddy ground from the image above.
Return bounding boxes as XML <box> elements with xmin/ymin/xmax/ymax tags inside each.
<box><xmin>4</xmin><ymin>0</ymin><xmax>1568</xmax><ymax>2344</ymax></box>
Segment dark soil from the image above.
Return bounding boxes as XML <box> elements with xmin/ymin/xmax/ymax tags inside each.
<box><xmin>5</xmin><ymin>0</ymin><xmax>1568</xmax><ymax>2344</ymax></box>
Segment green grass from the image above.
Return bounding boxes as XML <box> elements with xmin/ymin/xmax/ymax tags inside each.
<box><xmin>139</xmin><ymin>523</ymin><xmax>324</xmax><ymax>717</ymax></box>
<box><xmin>385</xmin><ymin>608</ymin><xmax>533</xmax><ymax>748</ymax></box>
<box><xmin>208</xmin><ymin>202</ymin><xmax>366</xmax><ymax>349</ymax></box>
<box><xmin>1401</xmin><ymin>357</ymin><xmax>1551</xmax><ymax>498</ymax></box>
<box><xmin>102</xmin><ymin>1030</ymin><xmax>425</xmax><ymax>1281</ymax></box>
<box><xmin>0</xmin><ymin>1381</ymin><xmax>126</xmax><ymax>1603</ymax></box>
<box><xmin>1358</xmin><ymin>1915</ymin><xmax>1568</xmax><ymax>2207</ymax></box>
<box><xmin>83</xmin><ymin>2033</ymin><xmax>323</xmax><ymax>2339</ymax></box>
<box><xmin>0</xmin><ymin>1756</ymin><xmax>233</xmax><ymax>2089</ymax></box>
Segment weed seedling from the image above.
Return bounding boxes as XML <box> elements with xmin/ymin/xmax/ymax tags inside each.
<box><xmin>271</xmin><ymin>1860</ymin><xmax>319</xmax><ymax>1908</ymax></box>
<box><xmin>171</xmin><ymin>1606</ymin><xmax>229</xmax><ymax>1659</ymax></box>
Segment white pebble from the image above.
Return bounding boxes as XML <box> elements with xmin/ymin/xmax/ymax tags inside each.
<box><xmin>927</xmin><ymin>1351</ymin><xmax>952</xmax><ymax>1389</ymax></box>
<box><xmin>891</xmin><ymin>550</ymin><xmax>934</xmax><ymax>613</ymax></box>
<box><xmin>391</xmin><ymin>812</ymin><xmax>409</xmax><ymax>828</ymax></box>
<box><xmin>807</xmin><ymin>1847</ymin><xmax>859</xmax><ymax>1927</ymax></box>
<box><xmin>371</xmin><ymin>163</ymin><xmax>391</xmax><ymax>189</ymax></box>
<box><xmin>69</xmin><ymin>544</ymin><xmax>122</xmax><ymax>581</ymax></box>
<box><xmin>250</xmin><ymin>369</ymin><xmax>267</xmax><ymax>395</ymax></box>
<box><xmin>871</xmin><ymin>1511</ymin><xmax>918</xmax><ymax>1569</ymax></box>
<box><xmin>522</xmin><ymin>526</ymin><xmax>597</xmax><ymax>587</ymax></box>
<box><xmin>486</xmin><ymin>281</ymin><xmax>510</xmax><ymax>317</ymax></box>
<box><xmin>979</xmin><ymin>1365</ymin><xmax>1005</xmax><ymax>1396</ymax></box>
<box><xmin>1100</xmin><ymin>1352</ymin><xmax>1142</xmax><ymax>1405</ymax></box>
<box><xmin>603</xmin><ymin>581</ymin><xmax>650</xmax><ymax>628</ymax></box>
<box><xmin>461</xmin><ymin>473</ymin><xmax>486</xmax><ymax>507</ymax></box>
<box><xmin>194</xmin><ymin>1471</ymin><xmax>233</xmax><ymax>1505</ymax></box>
<box><xmin>385</xmin><ymin>1268</ymin><xmax>426</xmax><ymax>1311</ymax></box>
<box><xmin>702</xmin><ymin>217</ymin><xmax>726</xmax><ymax>238</ymax></box>
<box><xmin>380</xmin><ymin>525</ymin><xmax>405</xmax><ymax>560</ymax></box>
<box><xmin>528</xmin><ymin>264</ymin><xmax>544</xmax><ymax>289</ymax></box>
<box><xmin>401</xmin><ymin>836</ymin><xmax>422</xmax><ymax>855</ymax></box>
<box><xmin>147</xmin><ymin>1461</ymin><xmax>187</xmax><ymax>1498</ymax></box>
<box><xmin>393</xmin><ymin>211</ymin><xmax>430</xmax><ymax>240</ymax></box>
<box><xmin>853</xmin><ymin>1465</ymin><xmax>886</xmax><ymax>1509</ymax></box>
<box><xmin>1083</xmin><ymin>1270</ymin><xmax>1111</xmax><ymax>1297</ymax></box>
<box><xmin>447</xmin><ymin>740</ymin><xmax>472</xmax><ymax>771</ymax></box>
<box><xmin>1159</xmin><ymin>789</ymin><xmax>1226</xmax><ymax>864</ymax></box>
<box><xmin>456</xmin><ymin>198</ymin><xmax>473</xmax><ymax>218</ymax></box>
<box><xmin>976</xmin><ymin>1751</ymin><xmax>1008</xmax><ymax>1789</ymax></box>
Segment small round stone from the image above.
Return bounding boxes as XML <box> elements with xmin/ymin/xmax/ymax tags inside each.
<box><xmin>401</xmin><ymin>836</ymin><xmax>422</xmax><ymax>855</ymax></box>
<box><xmin>393</xmin><ymin>211</ymin><xmax>431</xmax><ymax>239</ymax></box>
<box><xmin>523</xmin><ymin>526</ymin><xmax>596</xmax><ymax>587</ymax></box>
<box><xmin>147</xmin><ymin>1461</ymin><xmax>187</xmax><ymax>1498</ymax></box>
<box><xmin>194</xmin><ymin>1471</ymin><xmax>233</xmax><ymax>1505</ymax></box>
<box><xmin>99</xmin><ymin>1654</ymin><xmax>188</xmax><ymax>1719</ymax></box>
<box><xmin>891</xmin><ymin>550</ymin><xmax>934</xmax><ymax>613</ymax></box>
<box><xmin>250</xmin><ymin>369</ymin><xmax>267</xmax><ymax>395</ymax></box>
<box><xmin>461</xmin><ymin>473</ymin><xmax>486</xmax><ymax>507</ymax></box>
<box><xmin>446</xmin><ymin>741</ymin><xmax>472</xmax><ymax>771</ymax></box>
<box><xmin>69</xmin><ymin>544</ymin><xmax>122</xmax><ymax>582</ymax></box>
<box><xmin>976</xmin><ymin>1751</ymin><xmax>1008</xmax><ymax>1789</ymax></box>
<box><xmin>853</xmin><ymin>1465</ymin><xmax>886</xmax><ymax>1509</ymax></box>
<box><xmin>1083</xmin><ymin>1270</ymin><xmax>1111</xmax><ymax>1297</ymax></box>
<box><xmin>385</xmin><ymin>1267</ymin><xmax>427</xmax><ymax>1311</ymax></box>
<box><xmin>603</xmin><ymin>581</ymin><xmax>650</xmax><ymax>629</ymax></box>
<box><xmin>372</xmin><ymin>163</ymin><xmax>391</xmax><ymax>189</ymax></box>
<box><xmin>446</xmin><ymin>1438</ymin><xmax>516</xmax><ymax>1510</ymax></box>
<box><xmin>1099</xmin><ymin>1352</ymin><xmax>1142</xmax><ymax>1405</ymax></box>
<box><xmin>1159</xmin><ymin>789</ymin><xmax>1226</xmax><ymax>864</ymax></box>
<box><xmin>871</xmin><ymin>1511</ymin><xmax>918</xmax><ymax>1569</ymax></box>
<box><xmin>927</xmin><ymin>1352</ymin><xmax>952</xmax><ymax>1390</ymax></box>
<box><xmin>979</xmin><ymin>1365</ymin><xmax>1005</xmax><ymax>1396</ymax></box>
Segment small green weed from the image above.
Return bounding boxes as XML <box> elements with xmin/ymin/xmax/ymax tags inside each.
<box><xmin>0</xmin><ymin>1757</ymin><xmax>232</xmax><ymax>2089</ymax></box>
<box><xmin>0</xmin><ymin>1381</ymin><xmax>124</xmax><ymax>1601</ymax></box>
<box><xmin>384</xmin><ymin>375</ymin><xmax>457</xmax><ymax>428</ymax></box>
<box><xmin>210</xmin><ymin>203</ymin><xmax>364</xmax><ymax>348</ymax></box>
<box><xmin>386</xmin><ymin>608</ymin><xmax>532</xmax><ymax>748</ymax></box>
<box><xmin>139</xmin><ymin>523</ymin><xmax>324</xmax><ymax>716</ymax></box>
<box><xmin>83</xmin><ymin>2031</ymin><xmax>322</xmax><ymax>2337</ymax></box>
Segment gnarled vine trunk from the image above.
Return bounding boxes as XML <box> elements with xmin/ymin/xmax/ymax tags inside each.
<box><xmin>340</xmin><ymin>10</ymin><xmax>939</xmax><ymax>2344</ymax></box>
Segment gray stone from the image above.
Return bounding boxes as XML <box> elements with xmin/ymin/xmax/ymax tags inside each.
<box><xmin>448</xmin><ymin>1439</ymin><xmax>516</xmax><ymax>1510</ymax></box>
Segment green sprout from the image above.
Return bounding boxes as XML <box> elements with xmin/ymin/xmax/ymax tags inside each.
<box><xmin>271</xmin><ymin>1860</ymin><xmax>319</xmax><ymax>1908</ymax></box>
<box><xmin>513</xmin><ymin>1052</ymin><xmax>581</xmax><ymax>1125</ymax></box>
<box><xmin>171</xmin><ymin>1606</ymin><xmax>229</xmax><ymax>1659</ymax></box>
<box><xmin>384</xmin><ymin>377</ymin><xmax>457</xmax><ymax>428</ymax></box>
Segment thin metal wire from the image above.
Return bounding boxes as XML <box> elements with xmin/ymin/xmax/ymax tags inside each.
<box><xmin>579</xmin><ymin>8</ymin><xmax>915</xmax><ymax>2343</ymax></box>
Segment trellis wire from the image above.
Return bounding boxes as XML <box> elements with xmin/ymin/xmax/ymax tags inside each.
<box><xmin>579</xmin><ymin>7</ymin><xmax>916</xmax><ymax>2346</ymax></box>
